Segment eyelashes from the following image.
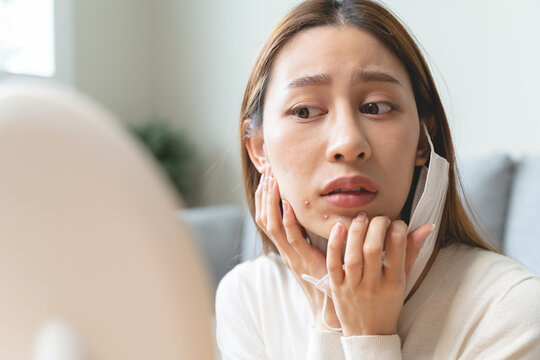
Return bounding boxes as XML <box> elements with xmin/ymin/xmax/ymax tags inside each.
<box><xmin>359</xmin><ymin>102</ymin><xmax>398</xmax><ymax>115</ymax></box>
<box><xmin>289</xmin><ymin>105</ymin><xmax>326</xmax><ymax>119</ymax></box>
<box><xmin>287</xmin><ymin>101</ymin><xmax>399</xmax><ymax>120</ymax></box>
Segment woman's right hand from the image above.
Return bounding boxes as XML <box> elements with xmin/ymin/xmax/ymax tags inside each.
<box><xmin>255</xmin><ymin>165</ymin><xmax>342</xmax><ymax>329</ymax></box>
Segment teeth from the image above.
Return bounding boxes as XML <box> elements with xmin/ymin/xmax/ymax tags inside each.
<box><xmin>330</xmin><ymin>187</ymin><xmax>367</xmax><ymax>194</ymax></box>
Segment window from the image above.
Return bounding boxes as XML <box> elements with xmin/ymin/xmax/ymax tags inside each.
<box><xmin>0</xmin><ymin>0</ymin><xmax>55</xmax><ymax>77</ymax></box>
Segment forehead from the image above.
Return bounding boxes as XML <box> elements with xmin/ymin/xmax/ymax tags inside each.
<box><xmin>268</xmin><ymin>25</ymin><xmax>412</xmax><ymax>90</ymax></box>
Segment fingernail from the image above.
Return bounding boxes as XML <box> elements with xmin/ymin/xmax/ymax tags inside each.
<box><xmin>354</xmin><ymin>212</ymin><xmax>367</xmax><ymax>222</ymax></box>
<box><xmin>429</xmin><ymin>224</ymin><xmax>436</xmax><ymax>233</ymax></box>
<box><xmin>331</xmin><ymin>222</ymin><xmax>343</xmax><ymax>237</ymax></box>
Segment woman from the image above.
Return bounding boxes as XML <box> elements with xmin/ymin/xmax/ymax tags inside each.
<box><xmin>216</xmin><ymin>0</ymin><xmax>540</xmax><ymax>358</ymax></box>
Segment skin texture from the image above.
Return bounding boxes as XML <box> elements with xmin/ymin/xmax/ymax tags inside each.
<box><xmin>246</xmin><ymin>26</ymin><xmax>434</xmax><ymax>336</ymax></box>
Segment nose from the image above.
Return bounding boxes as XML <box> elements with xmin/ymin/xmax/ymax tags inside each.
<box><xmin>325</xmin><ymin>106</ymin><xmax>372</xmax><ymax>162</ymax></box>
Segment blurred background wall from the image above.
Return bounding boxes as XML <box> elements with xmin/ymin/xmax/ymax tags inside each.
<box><xmin>2</xmin><ymin>0</ymin><xmax>539</xmax><ymax>207</ymax></box>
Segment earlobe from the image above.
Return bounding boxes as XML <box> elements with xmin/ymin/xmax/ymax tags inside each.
<box><xmin>415</xmin><ymin>118</ymin><xmax>434</xmax><ymax>166</ymax></box>
<box><xmin>244</xmin><ymin>119</ymin><xmax>267</xmax><ymax>173</ymax></box>
<box><xmin>415</xmin><ymin>148</ymin><xmax>429</xmax><ymax>166</ymax></box>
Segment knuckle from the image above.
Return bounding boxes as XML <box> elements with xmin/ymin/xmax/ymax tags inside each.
<box><xmin>288</xmin><ymin>235</ymin><xmax>302</xmax><ymax>246</ymax></box>
<box><xmin>344</xmin><ymin>257</ymin><xmax>362</xmax><ymax>269</ymax></box>
<box><xmin>267</xmin><ymin>226</ymin><xmax>279</xmax><ymax>238</ymax></box>
<box><xmin>363</xmin><ymin>243</ymin><xmax>382</xmax><ymax>257</ymax></box>
<box><xmin>282</xmin><ymin>214</ymin><xmax>295</xmax><ymax>227</ymax></box>
<box><xmin>328</xmin><ymin>241</ymin><xmax>342</xmax><ymax>252</ymax></box>
<box><xmin>390</xmin><ymin>220</ymin><xmax>408</xmax><ymax>234</ymax></box>
<box><xmin>390</xmin><ymin>228</ymin><xmax>406</xmax><ymax>244</ymax></box>
<box><xmin>328</xmin><ymin>261</ymin><xmax>342</xmax><ymax>272</ymax></box>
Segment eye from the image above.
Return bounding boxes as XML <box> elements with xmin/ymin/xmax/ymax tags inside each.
<box><xmin>290</xmin><ymin>106</ymin><xmax>326</xmax><ymax>119</ymax></box>
<box><xmin>359</xmin><ymin>102</ymin><xmax>395</xmax><ymax>115</ymax></box>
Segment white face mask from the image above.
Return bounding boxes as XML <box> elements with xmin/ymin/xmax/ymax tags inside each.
<box><xmin>405</xmin><ymin>123</ymin><xmax>449</xmax><ymax>295</ymax></box>
<box><xmin>301</xmin><ymin>123</ymin><xmax>450</xmax><ymax>331</ymax></box>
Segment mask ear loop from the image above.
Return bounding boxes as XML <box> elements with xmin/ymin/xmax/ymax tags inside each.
<box><xmin>321</xmin><ymin>295</ymin><xmax>342</xmax><ymax>332</ymax></box>
<box><xmin>312</xmin><ymin>124</ymin><xmax>437</xmax><ymax>333</ymax></box>
<box><xmin>301</xmin><ymin>275</ymin><xmax>343</xmax><ymax>332</ymax></box>
<box><xmin>422</xmin><ymin>122</ymin><xmax>435</xmax><ymax>156</ymax></box>
<box><xmin>320</xmin><ymin>124</ymin><xmax>433</xmax><ymax>333</ymax></box>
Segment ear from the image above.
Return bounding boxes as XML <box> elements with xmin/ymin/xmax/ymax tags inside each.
<box><xmin>243</xmin><ymin>119</ymin><xmax>267</xmax><ymax>173</ymax></box>
<box><xmin>415</xmin><ymin>117</ymin><xmax>435</xmax><ymax>166</ymax></box>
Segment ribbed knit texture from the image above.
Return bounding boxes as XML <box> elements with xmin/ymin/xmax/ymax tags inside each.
<box><xmin>216</xmin><ymin>243</ymin><xmax>540</xmax><ymax>359</ymax></box>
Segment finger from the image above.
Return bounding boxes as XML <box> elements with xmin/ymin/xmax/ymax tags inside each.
<box><xmin>266</xmin><ymin>173</ymin><xmax>294</xmax><ymax>256</ymax></box>
<box><xmin>362</xmin><ymin>216</ymin><xmax>391</xmax><ymax>284</ymax></box>
<box><xmin>282</xmin><ymin>200</ymin><xmax>313</xmax><ymax>262</ymax></box>
<box><xmin>254</xmin><ymin>172</ymin><xmax>264</xmax><ymax>227</ymax></box>
<box><xmin>260</xmin><ymin>165</ymin><xmax>270</xmax><ymax>230</ymax></box>
<box><xmin>327</xmin><ymin>222</ymin><xmax>346</xmax><ymax>286</ymax></box>
<box><xmin>383</xmin><ymin>220</ymin><xmax>408</xmax><ymax>282</ymax></box>
<box><xmin>405</xmin><ymin>223</ymin><xmax>435</xmax><ymax>280</ymax></box>
<box><xmin>343</xmin><ymin>212</ymin><xmax>368</xmax><ymax>285</ymax></box>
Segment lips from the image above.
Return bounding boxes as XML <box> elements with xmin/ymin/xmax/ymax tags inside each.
<box><xmin>321</xmin><ymin>176</ymin><xmax>377</xmax><ymax>209</ymax></box>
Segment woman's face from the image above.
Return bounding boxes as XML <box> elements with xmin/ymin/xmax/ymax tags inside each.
<box><xmin>247</xmin><ymin>26</ymin><xmax>427</xmax><ymax>239</ymax></box>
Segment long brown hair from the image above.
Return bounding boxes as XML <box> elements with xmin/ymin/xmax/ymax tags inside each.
<box><xmin>240</xmin><ymin>0</ymin><xmax>496</xmax><ymax>255</ymax></box>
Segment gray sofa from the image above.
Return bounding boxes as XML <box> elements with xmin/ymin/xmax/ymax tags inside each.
<box><xmin>180</xmin><ymin>154</ymin><xmax>540</xmax><ymax>297</ymax></box>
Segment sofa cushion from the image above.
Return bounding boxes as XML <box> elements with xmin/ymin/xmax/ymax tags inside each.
<box><xmin>179</xmin><ymin>205</ymin><xmax>244</xmax><ymax>293</ymax></box>
<box><xmin>458</xmin><ymin>154</ymin><xmax>515</xmax><ymax>250</ymax></box>
<box><xmin>504</xmin><ymin>156</ymin><xmax>540</xmax><ymax>274</ymax></box>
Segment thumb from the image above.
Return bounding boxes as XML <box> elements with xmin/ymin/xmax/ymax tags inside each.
<box><xmin>405</xmin><ymin>224</ymin><xmax>435</xmax><ymax>280</ymax></box>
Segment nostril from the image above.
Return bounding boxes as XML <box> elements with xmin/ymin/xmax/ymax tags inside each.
<box><xmin>358</xmin><ymin>152</ymin><xmax>365</xmax><ymax>159</ymax></box>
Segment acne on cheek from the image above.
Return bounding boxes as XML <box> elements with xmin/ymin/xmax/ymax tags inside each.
<box><xmin>300</xmin><ymin>199</ymin><xmax>329</xmax><ymax>219</ymax></box>
<box><xmin>296</xmin><ymin>199</ymin><xmax>330</xmax><ymax>231</ymax></box>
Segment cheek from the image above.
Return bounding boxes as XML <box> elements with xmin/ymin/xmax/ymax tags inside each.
<box><xmin>263</xmin><ymin>121</ymin><xmax>327</xmax><ymax>230</ymax></box>
<box><xmin>373</xmin><ymin>126</ymin><xmax>419</xmax><ymax>218</ymax></box>
<box><xmin>261</xmin><ymin>116</ymin><xmax>420</xmax><ymax>238</ymax></box>
<box><xmin>264</xmin><ymin>124</ymin><xmax>320</xmax><ymax>200</ymax></box>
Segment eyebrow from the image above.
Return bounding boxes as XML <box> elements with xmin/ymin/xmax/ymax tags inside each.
<box><xmin>353</xmin><ymin>70</ymin><xmax>402</xmax><ymax>87</ymax></box>
<box><xmin>285</xmin><ymin>70</ymin><xmax>402</xmax><ymax>89</ymax></box>
<box><xmin>285</xmin><ymin>74</ymin><xmax>331</xmax><ymax>89</ymax></box>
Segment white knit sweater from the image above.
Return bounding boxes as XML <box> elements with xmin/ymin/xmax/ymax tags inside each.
<box><xmin>216</xmin><ymin>242</ymin><xmax>540</xmax><ymax>359</ymax></box>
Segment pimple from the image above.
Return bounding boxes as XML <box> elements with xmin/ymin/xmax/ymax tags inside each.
<box><xmin>304</xmin><ymin>200</ymin><xmax>310</xmax><ymax>206</ymax></box>
<box><xmin>323</xmin><ymin>214</ymin><xmax>329</xmax><ymax>220</ymax></box>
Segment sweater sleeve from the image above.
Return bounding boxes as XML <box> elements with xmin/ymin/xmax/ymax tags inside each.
<box><xmin>215</xmin><ymin>269</ymin><xmax>268</xmax><ymax>360</ymax></box>
<box><xmin>305</xmin><ymin>327</ymin><xmax>345</xmax><ymax>359</ymax></box>
<box><xmin>341</xmin><ymin>334</ymin><xmax>402</xmax><ymax>359</ymax></box>
<box><xmin>460</xmin><ymin>276</ymin><xmax>540</xmax><ymax>359</ymax></box>
<box><xmin>305</xmin><ymin>327</ymin><xmax>403</xmax><ymax>360</ymax></box>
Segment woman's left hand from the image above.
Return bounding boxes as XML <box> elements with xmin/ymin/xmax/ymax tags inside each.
<box><xmin>326</xmin><ymin>214</ymin><xmax>434</xmax><ymax>337</ymax></box>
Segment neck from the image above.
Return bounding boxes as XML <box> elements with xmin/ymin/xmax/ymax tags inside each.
<box><xmin>306</xmin><ymin>230</ymin><xmax>328</xmax><ymax>256</ymax></box>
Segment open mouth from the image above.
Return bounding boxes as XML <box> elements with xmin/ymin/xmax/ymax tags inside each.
<box><xmin>325</xmin><ymin>187</ymin><xmax>373</xmax><ymax>195</ymax></box>
<box><xmin>321</xmin><ymin>175</ymin><xmax>378</xmax><ymax>208</ymax></box>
